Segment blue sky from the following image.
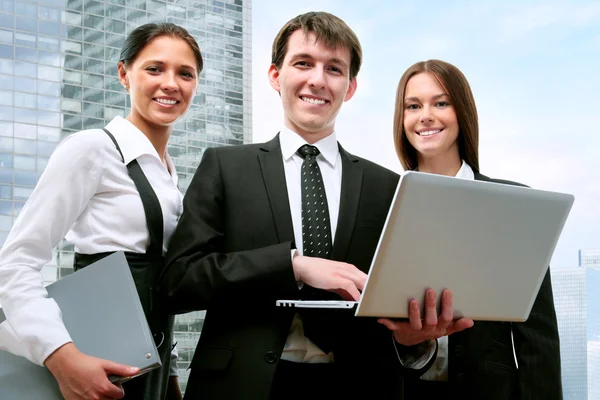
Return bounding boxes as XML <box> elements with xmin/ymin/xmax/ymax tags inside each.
<box><xmin>251</xmin><ymin>0</ymin><xmax>600</xmax><ymax>268</ymax></box>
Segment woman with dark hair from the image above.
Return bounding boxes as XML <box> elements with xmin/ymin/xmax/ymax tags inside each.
<box><xmin>0</xmin><ymin>22</ymin><xmax>203</xmax><ymax>400</ymax></box>
<box><xmin>386</xmin><ymin>59</ymin><xmax>561</xmax><ymax>398</ymax></box>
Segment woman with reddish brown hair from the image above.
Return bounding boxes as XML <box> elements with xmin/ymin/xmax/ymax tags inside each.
<box><xmin>390</xmin><ymin>59</ymin><xmax>561</xmax><ymax>399</ymax></box>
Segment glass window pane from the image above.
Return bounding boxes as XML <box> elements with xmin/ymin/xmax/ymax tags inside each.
<box><xmin>64</xmin><ymin>39</ymin><xmax>82</xmax><ymax>54</ymax></box>
<box><xmin>37</xmin><ymin>141</ymin><xmax>56</xmax><ymax>156</ymax></box>
<box><xmin>14</xmin><ymin>138</ymin><xmax>36</xmax><ymax>154</ymax></box>
<box><xmin>39</xmin><ymin>21</ymin><xmax>60</xmax><ymax>37</ymax></box>
<box><xmin>0</xmin><ymin>154</ymin><xmax>12</xmax><ymax>168</ymax></box>
<box><xmin>0</xmin><ymin>90</ymin><xmax>11</xmax><ymax>106</ymax></box>
<box><xmin>0</xmin><ymin>0</ymin><xmax>14</xmax><ymax>14</ymax></box>
<box><xmin>0</xmin><ymin>105</ymin><xmax>12</xmax><ymax>120</ymax></box>
<box><xmin>14</xmin><ymin>76</ymin><xmax>37</xmax><ymax>93</ymax></box>
<box><xmin>84</xmin><ymin>27</ymin><xmax>104</xmax><ymax>44</ymax></box>
<box><xmin>84</xmin><ymin>0</ymin><xmax>104</xmax><ymax>16</ymax></box>
<box><xmin>0</xmin><ymin>200</ymin><xmax>11</xmax><ymax>214</ymax></box>
<box><xmin>16</xmin><ymin>17</ymin><xmax>37</xmax><ymax>33</ymax></box>
<box><xmin>39</xmin><ymin>6</ymin><xmax>61</xmax><ymax>22</ymax></box>
<box><xmin>38</xmin><ymin>80</ymin><xmax>60</xmax><ymax>96</ymax></box>
<box><xmin>64</xmin><ymin>54</ymin><xmax>82</xmax><ymax>70</ymax></box>
<box><xmin>82</xmin><ymin>117</ymin><xmax>103</xmax><ymax>129</ymax></box>
<box><xmin>38</xmin><ymin>50</ymin><xmax>61</xmax><ymax>66</ymax></box>
<box><xmin>38</xmin><ymin>35</ymin><xmax>59</xmax><ymax>51</ymax></box>
<box><xmin>61</xmin><ymin>98</ymin><xmax>81</xmax><ymax>113</ymax></box>
<box><xmin>37</xmin><ymin>156</ymin><xmax>48</xmax><ymax>170</ymax></box>
<box><xmin>0</xmin><ymin>43</ymin><xmax>13</xmax><ymax>58</ymax></box>
<box><xmin>0</xmin><ymin>29</ymin><xmax>13</xmax><ymax>44</ymax></box>
<box><xmin>14</xmin><ymin>92</ymin><xmax>36</xmax><ymax>108</ymax></box>
<box><xmin>14</xmin><ymin>32</ymin><xmax>35</xmax><ymax>47</ymax></box>
<box><xmin>16</xmin><ymin>2</ymin><xmax>36</xmax><ymax>17</ymax></box>
<box><xmin>0</xmin><ymin>14</ymin><xmax>14</xmax><ymax>30</ymax></box>
<box><xmin>38</xmin><ymin>95</ymin><xmax>60</xmax><ymax>111</ymax></box>
<box><xmin>14</xmin><ymin>61</ymin><xmax>36</xmax><ymax>77</ymax></box>
<box><xmin>63</xmin><ymin>114</ymin><xmax>82</xmax><ymax>130</ymax></box>
<box><xmin>0</xmin><ymin>122</ymin><xmax>12</xmax><ymax>138</ymax></box>
<box><xmin>14</xmin><ymin>171</ymin><xmax>37</xmax><ymax>186</ymax></box>
<box><xmin>104</xmin><ymin>46</ymin><xmax>119</xmax><ymax>61</ymax></box>
<box><xmin>37</xmin><ymin>110</ymin><xmax>60</xmax><ymax>127</ymax></box>
<box><xmin>15</xmin><ymin>46</ymin><xmax>37</xmax><ymax>62</ymax></box>
<box><xmin>82</xmin><ymin>101</ymin><xmax>102</xmax><ymax>118</ymax></box>
<box><xmin>0</xmin><ymin>214</ymin><xmax>11</xmax><ymax>229</ymax></box>
<box><xmin>62</xmin><ymin>83</ymin><xmax>82</xmax><ymax>99</ymax></box>
<box><xmin>83</xmin><ymin>42</ymin><xmax>103</xmax><ymax>59</ymax></box>
<box><xmin>83</xmin><ymin>57</ymin><xmax>103</xmax><ymax>74</ymax></box>
<box><xmin>38</xmin><ymin>64</ymin><xmax>61</xmax><ymax>81</ymax></box>
<box><xmin>38</xmin><ymin>126</ymin><xmax>60</xmax><ymax>142</ymax></box>
<box><xmin>0</xmin><ymin>137</ymin><xmax>12</xmax><ymax>151</ymax></box>
<box><xmin>13</xmin><ymin>200</ymin><xmax>25</xmax><ymax>216</ymax></box>
<box><xmin>13</xmin><ymin>107</ymin><xmax>33</xmax><ymax>124</ymax></box>
<box><xmin>105</xmin><ymin>32</ymin><xmax>124</xmax><ymax>49</ymax></box>
<box><xmin>82</xmin><ymin>72</ymin><xmax>103</xmax><ymax>89</ymax></box>
<box><xmin>63</xmin><ymin>11</ymin><xmax>82</xmax><ymax>26</ymax></box>
<box><xmin>106</xmin><ymin>4</ymin><xmax>126</xmax><ymax>20</ymax></box>
<box><xmin>14</xmin><ymin>123</ymin><xmax>36</xmax><ymax>139</ymax></box>
<box><xmin>14</xmin><ymin>155</ymin><xmax>36</xmax><ymax>171</ymax></box>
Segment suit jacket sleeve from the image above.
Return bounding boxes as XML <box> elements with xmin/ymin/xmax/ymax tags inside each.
<box><xmin>512</xmin><ymin>269</ymin><xmax>562</xmax><ymax>398</ymax></box>
<box><xmin>159</xmin><ymin>147</ymin><xmax>299</xmax><ymax>314</ymax></box>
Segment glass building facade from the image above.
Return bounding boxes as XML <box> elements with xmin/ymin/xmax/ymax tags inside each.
<box><xmin>0</xmin><ymin>0</ymin><xmax>251</xmax><ymax>392</ymax></box>
<box><xmin>551</xmin><ymin>266</ymin><xmax>588</xmax><ymax>400</ymax></box>
<box><xmin>581</xmin><ymin>250</ymin><xmax>600</xmax><ymax>400</ymax></box>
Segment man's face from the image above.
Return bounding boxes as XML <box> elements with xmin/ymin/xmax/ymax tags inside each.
<box><xmin>268</xmin><ymin>30</ymin><xmax>357</xmax><ymax>142</ymax></box>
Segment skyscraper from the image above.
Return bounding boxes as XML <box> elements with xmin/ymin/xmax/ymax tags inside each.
<box><xmin>580</xmin><ymin>250</ymin><xmax>600</xmax><ymax>400</ymax></box>
<box><xmin>551</xmin><ymin>266</ymin><xmax>588</xmax><ymax>400</ymax></box>
<box><xmin>0</xmin><ymin>0</ymin><xmax>251</xmax><ymax>392</ymax></box>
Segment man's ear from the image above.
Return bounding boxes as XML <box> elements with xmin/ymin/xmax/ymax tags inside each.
<box><xmin>344</xmin><ymin>77</ymin><xmax>358</xmax><ymax>102</ymax></box>
<box><xmin>117</xmin><ymin>61</ymin><xmax>129</xmax><ymax>90</ymax></box>
<box><xmin>268</xmin><ymin>64</ymin><xmax>281</xmax><ymax>93</ymax></box>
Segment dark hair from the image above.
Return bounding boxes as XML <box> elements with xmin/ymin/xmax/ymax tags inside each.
<box><xmin>393</xmin><ymin>59</ymin><xmax>479</xmax><ymax>172</ymax></box>
<box><xmin>271</xmin><ymin>11</ymin><xmax>362</xmax><ymax>81</ymax></box>
<box><xmin>119</xmin><ymin>22</ymin><xmax>203</xmax><ymax>73</ymax></box>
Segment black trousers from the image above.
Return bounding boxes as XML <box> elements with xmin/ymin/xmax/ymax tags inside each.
<box><xmin>270</xmin><ymin>360</ymin><xmax>343</xmax><ymax>400</ymax></box>
<box><xmin>404</xmin><ymin>378</ymin><xmax>449</xmax><ymax>398</ymax></box>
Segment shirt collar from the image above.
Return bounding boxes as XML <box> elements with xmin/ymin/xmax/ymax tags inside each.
<box><xmin>104</xmin><ymin>116</ymin><xmax>166</xmax><ymax>165</ymax></box>
<box><xmin>455</xmin><ymin>160</ymin><xmax>475</xmax><ymax>180</ymax></box>
<box><xmin>279</xmin><ymin>125</ymin><xmax>339</xmax><ymax>167</ymax></box>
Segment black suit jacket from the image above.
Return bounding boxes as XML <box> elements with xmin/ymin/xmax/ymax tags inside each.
<box><xmin>420</xmin><ymin>172</ymin><xmax>562</xmax><ymax>400</ymax></box>
<box><xmin>160</xmin><ymin>135</ymin><xmax>416</xmax><ymax>399</ymax></box>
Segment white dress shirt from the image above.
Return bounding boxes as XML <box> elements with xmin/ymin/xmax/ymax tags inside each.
<box><xmin>279</xmin><ymin>126</ymin><xmax>342</xmax><ymax>364</ymax></box>
<box><xmin>420</xmin><ymin>160</ymin><xmax>474</xmax><ymax>381</ymax></box>
<box><xmin>0</xmin><ymin>116</ymin><xmax>183</xmax><ymax>372</ymax></box>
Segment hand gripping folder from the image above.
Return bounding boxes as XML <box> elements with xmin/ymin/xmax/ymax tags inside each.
<box><xmin>0</xmin><ymin>251</ymin><xmax>161</xmax><ymax>399</ymax></box>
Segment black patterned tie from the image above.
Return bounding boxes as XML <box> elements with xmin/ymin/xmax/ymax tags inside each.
<box><xmin>297</xmin><ymin>144</ymin><xmax>332</xmax><ymax>260</ymax></box>
<box><xmin>296</xmin><ymin>144</ymin><xmax>335</xmax><ymax>353</ymax></box>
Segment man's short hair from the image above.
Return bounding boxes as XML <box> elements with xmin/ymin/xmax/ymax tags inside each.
<box><xmin>271</xmin><ymin>11</ymin><xmax>362</xmax><ymax>81</ymax></box>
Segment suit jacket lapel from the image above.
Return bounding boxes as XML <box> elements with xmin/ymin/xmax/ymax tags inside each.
<box><xmin>257</xmin><ymin>134</ymin><xmax>295</xmax><ymax>244</ymax></box>
<box><xmin>332</xmin><ymin>144</ymin><xmax>363</xmax><ymax>261</ymax></box>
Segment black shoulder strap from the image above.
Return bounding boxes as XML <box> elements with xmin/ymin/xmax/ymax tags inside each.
<box><xmin>102</xmin><ymin>128</ymin><xmax>164</xmax><ymax>255</ymax></box>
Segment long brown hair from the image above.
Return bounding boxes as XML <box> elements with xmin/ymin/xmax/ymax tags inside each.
<box><xmin>393</xmin><ymin>60</ymin><xmax>479</xmax><ymax>172</ymax></box>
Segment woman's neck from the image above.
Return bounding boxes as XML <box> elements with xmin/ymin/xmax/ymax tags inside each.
<box><xmin>417</xmin><ymin>155</ymin><xmax>462</xmax><ymax>177</ymax></box>
<box><xmin>126</xmin><ymin>114</ymin><xmax>171</xmax><ymax>162</ymax></box>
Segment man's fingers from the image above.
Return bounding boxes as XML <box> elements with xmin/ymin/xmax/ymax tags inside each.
<box><xmin>377</xmin><ymin>318</ymin><xmax>398</xmax><ymax>331</ymax></box>
<box><xmin>423</xmin><ymin>290</ymin><xmax>438</xmax><ymax>327</ymax></box>
<box><xmin>408</xmin><ymin>300</ymin><xmax>423</xmax><ymax>330</ymax></box>
<box><xmin>338</xmin><ymin>263</ymin><xmax>367</xmax><ymax>291</ymax></box>
<box><xmin>439</xmin><ymin>289</ymin><xmax>453</xmax><ymax>324</ymax></box>
<box><xmin>447</xmin><ymin>318</ymin><xmax>475</xmax><ymax>335</ymax></box>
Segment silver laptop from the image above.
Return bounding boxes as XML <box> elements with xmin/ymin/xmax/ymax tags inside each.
<box><xmin>0</xmin><ymin>251</ymin><xmax>161</xmax><ymax>399</ymax></box>
<box><xmin>276</xmin><ymin>171</ymin><xmax>574</xmax><ymax>322</ymax></box>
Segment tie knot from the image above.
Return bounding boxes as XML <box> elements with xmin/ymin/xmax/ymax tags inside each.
<box><xmin>297</xmin><ymin>144</ymin><xmax>320</xmax><ymax>159</ymax></box>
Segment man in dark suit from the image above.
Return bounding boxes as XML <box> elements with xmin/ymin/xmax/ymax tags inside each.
<box><xmin>159</xmin><ymin>12</ymin><xmax>473</xmax><ymax>399</ymax></box>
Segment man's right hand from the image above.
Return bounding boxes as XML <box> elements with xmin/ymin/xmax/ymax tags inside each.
<box><xmin>44</xmin><ymin>343</ymin><xmax>140</xmax><ymax>400</ymax></box>
<box><xmin>292</xmin><ymin>254</ymin><xmax>367</xmax><ymax>300</ymax></box>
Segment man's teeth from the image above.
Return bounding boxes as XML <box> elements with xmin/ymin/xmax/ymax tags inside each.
<box><xmin>156</xmin><ymin>98</ymin><xmax>177</xmax><ymax>105</ymax></box>
<box><xmin>301</xmin><ymin>97</ymin><xmax>326</xmax><ymax>105</ymax></box>
<box><xmin>420</xmin><ymin>129</ymin><xmax>440</xmax><ymax>136</ymax></box>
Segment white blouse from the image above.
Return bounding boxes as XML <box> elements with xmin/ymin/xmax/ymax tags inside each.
<box><xmin>0</xmin><ymin>116</ymin><xmax>183</xmax><ymax>366</ymax></box>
